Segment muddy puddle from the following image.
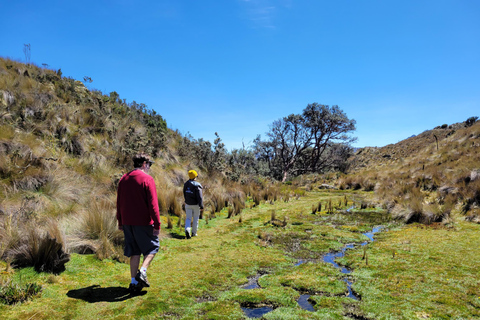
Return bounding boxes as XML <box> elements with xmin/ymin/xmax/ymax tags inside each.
<box><xmin>241</xmin><ymin>226</ymin><xmax>383</xmax><ymax>317</ymax></box>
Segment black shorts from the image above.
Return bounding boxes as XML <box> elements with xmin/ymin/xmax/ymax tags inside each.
<box><xmin>123</xmin><ymin>225</ymin><xmax>159</xmax><ymax>257</ymax></box>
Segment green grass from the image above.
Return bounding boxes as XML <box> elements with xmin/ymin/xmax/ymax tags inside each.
<box><xmin>343</xmin><ymin>221</ymin><xmax>480</xmax><ymax>319</ymax></box>
<box><xmin>1</xmin><ymin>190</ymin><xmax>479</xmax><ymax>319</ymax></box>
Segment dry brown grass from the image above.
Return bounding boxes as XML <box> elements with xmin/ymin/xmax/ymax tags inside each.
<box><xmin>346</xmin><ymin>120</ymin><xmax>480</xmax><ymax>224</ymax></box>
<box><xmin>5</xmin><ymin>218</ymin><xmax>70</xmax><ymax>274</ymax></box>
<box><xmin>65</xmin><ymin>196</ymin><xmax>122</xmax><ymax>257</ymax></box>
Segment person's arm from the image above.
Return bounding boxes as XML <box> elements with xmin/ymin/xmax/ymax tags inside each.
<box><xmin>147</xmin><ymin>178</ymin><xmax>161</xmax><ymax>230</ymax></box>
<box><xmin>116</xmin><ymin>180</ymin><xmax>123</xmax><ymax>230</ymax></box>
<box><xmin>196</xmin><ymin>185</ymin><xmax>204</xmax><ymax>210</ymax></box>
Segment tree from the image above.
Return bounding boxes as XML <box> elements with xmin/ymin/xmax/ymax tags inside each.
<box><xmin>210</xmin><ymin>132</ymin><xmax>227</xmax><ymax>173</ymax></box>
<box><xmin>83</xmin><ymin>76</ymin><xmax>93</xmax><ymax>84</ymax></box>
<box><xmin>466</xmin><ymin>116</ymin><xmax>478</xmax><ymax>127</ymax></box>
<box><xmin>255</xmin><ymin>103</ymin><xmax>356</xmax><ymax>181</ymax></box>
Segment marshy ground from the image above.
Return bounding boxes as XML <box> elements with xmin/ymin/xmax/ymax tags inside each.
<box><xmin>1</xmin><ymin>189</ymin><xmax>479</xmax><ymax>319</ymax></box>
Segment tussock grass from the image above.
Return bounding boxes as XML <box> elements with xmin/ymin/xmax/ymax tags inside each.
<box><xmin>163</xmin><ymin>188</ymin><xmax>183</xmax><ymax>217</ymax></box>
<box><xmin>0</xmin><ymin>215</ymin><xmax>22</xmax><ymax>260</ymax></box>
<box><xmin>65</xmin><ymin>197</ymin><xmax>122</xmax><ymax>259</ymax></box>
<box><xmin>6</xmin><ymin>219</ymin><xmax>70</xmax><ymax>274</ymax></box>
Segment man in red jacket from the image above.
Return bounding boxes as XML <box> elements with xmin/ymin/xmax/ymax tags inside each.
<box><xmin>117</xmin><ymin>153</ymin><xmax>161</xmax><ymax>293</ymax></box>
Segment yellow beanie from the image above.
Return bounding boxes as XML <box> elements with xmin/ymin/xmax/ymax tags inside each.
<box><xmin>188</xmin><ymin>170</ymin><xmax>198</xmax><ymax>179</ymax></box>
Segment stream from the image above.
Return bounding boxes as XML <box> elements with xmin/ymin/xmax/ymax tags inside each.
<box><xmin>241</xmin><ymin>226</ymin><xmax>383</xmax><ymax>318</ymax></box>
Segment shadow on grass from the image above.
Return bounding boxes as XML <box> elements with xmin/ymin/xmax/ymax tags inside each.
<box><xmin>162</xmin><ymin>230</ymin><xmax>190</xmax><ymax>240</ymax></box>
<box><xmin>67</xmin><ymin>285</ymin><xmax>146</xmax><ymax>302</ymax></box>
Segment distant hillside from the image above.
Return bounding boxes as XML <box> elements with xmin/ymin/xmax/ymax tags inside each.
<box><xmin>349</xmin><ymin>120</ymin><xmax>476</xmax><ymax>171</ymax></box>
<box><xmin>339</xmin><ymin>118</ymin><xmax>480</xmax><ymax>224</ymax></box>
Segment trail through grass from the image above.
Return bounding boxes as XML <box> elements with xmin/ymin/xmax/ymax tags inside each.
<box><xmin>1</xmin><ymin>190</ymin><xmax>479</xmax><ymax>319</ymax></box>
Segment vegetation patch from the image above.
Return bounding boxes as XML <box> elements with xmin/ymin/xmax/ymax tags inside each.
<box><xmin>0</xmin><ymin>279</ymin><xmax>41</xmax><ymax>305</ymax></box>
<box><xmin>343</xmin><ymin>221</ymin><xmax>480</xmax><ymax>319</ymax></box>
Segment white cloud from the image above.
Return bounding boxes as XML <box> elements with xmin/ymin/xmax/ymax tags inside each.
<box><xmin>239</xmin><ymin>0</ymin><xmax>280</xmax><ymax>29</ymax></box>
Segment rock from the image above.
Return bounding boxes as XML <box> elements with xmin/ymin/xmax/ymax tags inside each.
<box><xmin>318</xmin><ymin>184</ymin><xmax>336</xmax><ymax>190</ymax></box>
<box><xmin>438</xmin><ymin>185</ymin><xmax>458</xmax><ymax>195</ymax></box>
<box><xmin>1</xmin><ymin>90</ymin><xmax>15</xmax><ymax>107</ymax></box>
<box><xmin>470</xmin><ymin>170</ymin><xmax>480</xmax><ymax>182</ymax></box>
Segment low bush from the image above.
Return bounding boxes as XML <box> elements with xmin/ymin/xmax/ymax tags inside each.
<box><xmin>0</xmin><ymin>278</ymin><xmax>42</xmax><ymax>305</ymax></box>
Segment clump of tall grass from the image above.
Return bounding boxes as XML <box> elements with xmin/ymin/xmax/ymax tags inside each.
<box><xmin>0</xmin><ymin>214</ymin><xmax>22</xmax><ymax>260</ymax></box>
<box><xmin>252</xmin><ymin>192</ymin><xmax>261</xmax><ymax>206</ymax></box>
<box><xmin>326</xmin><ymin>199</ymin><xmax>334</xmax><ymax>214</ymax></box>
<box><xmin>208</xmin><ymin>189</ymin><xmax>229</xmax><ymax>214</ymax></box>
<box><xmin>465</xmin><ymin>209</ymin><xmax>480</xmax><ymax>224</ymax></box>
<box><xmin>66</xmin><ymin>197</ymin><xmax>123</xmax><ymax>260</ymax></box>
<box><xmin>227</xmin><ymin>205</ymin><xmax>234</xmax><ymax>219</ymax></box>
<box><xmin>177</xmin><ymin>214</ymin><xmax>183</xmax><ymax>228</ymax></box>
<box><xmin>163</xmin><ymin>188</ymin><xmax>183</xmax><ymax>217</ymax></box>
<box><xmin>233</xmin><ymin>198</ymin><xmax>245</xmax><ymax>215</ymax></box>
<box><xmin>166</xmin><ymin>215</ymin><xmax>173</xmax><ymax>229</ymax></box>
<box><xmin>0</xmin><ymin>278</ymin><xmax>42</xmax><ymax>305</ymax></box>
<box><xmin>6</xmin><ymin>219</ymin><xmax>70</xmax><ymax>274</ymax></box>
<box><xmin>459</xmin><ymin>179</ymin><xmax>480</xmax><ymax>214</ymax></box>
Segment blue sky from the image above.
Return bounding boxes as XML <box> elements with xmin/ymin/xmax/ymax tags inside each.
<box><xmin>1</xmin><ymin>0</ymin><xmax>479</xmax><ymax>150</ymax></box>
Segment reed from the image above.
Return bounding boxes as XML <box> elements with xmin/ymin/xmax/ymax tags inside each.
<box><xmin>166</xmin><ymin>215</ymin><xmax>173</xmax><ymax>229</ymax></box>
<box><xmin>270</xmin><ymin>209</ymin><xmax>276</xmax><ymax>222</ymax></box>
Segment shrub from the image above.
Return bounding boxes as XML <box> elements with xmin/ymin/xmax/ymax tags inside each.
<box><xmin>0</xmin><ymin>279</ymin><xmax>42</xmax><ymax>305</ymax></box>
<box><xmin>466</xmin><ymin>116</ymin><xmax>478</xmax><ymax>127</ymax></box>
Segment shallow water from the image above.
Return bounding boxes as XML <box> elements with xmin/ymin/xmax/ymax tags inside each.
<box><xmin>297</xmin><ymin>294</ymin><xmax>315</xmax><ymax>311</ymax></box>
<box><xmin>322</xmin><ymin>226</ymin><xmax>383</xmax><ymax>301</ymax></box>
<box><xmin>242</xmin><ymin>226</ymin><xmax>384</xmax><ymax>316</ymax></box>
<box><xmin>243</xmin><ymin>283</ymin><xmax>260</xmax><ymax>289</ymax></box>
<box><xmin>241</xmin><ymin>306</ymin><xmax>273</xmax><ymax>318</ymax></box>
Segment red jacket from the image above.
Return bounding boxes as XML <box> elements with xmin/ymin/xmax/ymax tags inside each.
<box><xmin>116</xmin><ymin>169</ymin><xmax>161</xmax><ymax>229</ymax></box>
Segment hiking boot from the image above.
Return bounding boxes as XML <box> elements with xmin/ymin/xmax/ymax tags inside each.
<box><xmin>128</xmin><ymin>282</ymin><xmax>142</xmax><ymax>293</ymax></box>
<box><xmin>135</xmin><ymin>270</ymin><xmax>150</xmax><ymax>288</ymax></box>
<box><xmin>185</xmin><ymin>229</ymin><xmax>191</xmax><ymax>239</ymax></box>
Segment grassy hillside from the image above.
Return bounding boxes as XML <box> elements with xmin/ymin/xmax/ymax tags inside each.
<box><xmin>0</xmin><ymin>57</ymin><xmax>263</xmax><ymax>272</ymax></box>
<box><xmin>2</xmin><ymin>58</ymin><xmax>480</xmax><ymax>319</ymax></box>
<box><xmin>339</xmin><ymin>119</ymin><xmax>480</xmax><ymax>224</ymax></box>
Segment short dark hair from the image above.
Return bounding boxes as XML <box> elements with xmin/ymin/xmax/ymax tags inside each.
<box><xmin>133</xmin><ymin>153</ymin><xmax>151</xmax><ymax>168</ymax></box>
